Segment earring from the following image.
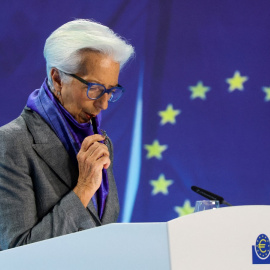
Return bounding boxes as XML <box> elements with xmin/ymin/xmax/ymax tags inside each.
<box><xmin>57</xmin><ymin>92</ymin><xmax>61</xmax><ymax>96</ymax></box>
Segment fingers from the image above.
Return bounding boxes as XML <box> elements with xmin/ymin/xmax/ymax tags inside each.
<box><xmin>89</xmin><ymin>142</ymin><xmax>109</xmax><ymax>158</ymax></box>
<box><xmin>74</xmin><ymin>134</ymin><xmax>110</xmax><ymax>207</ymax></box>
<box><xmin>89</xmin><ymin>155</ymin><xmax>111</xmax><ymax>171</ymax></box>
<box><xmin>78</xmin><ymin>141</ymin><xmax>109</xmax><ymax>162</ymax></box>
<box><xmin>77</xmin><ymin>134</ymin><xmax>110</xmax><ymax>170</ymax></box>
<box><xmin>80</xmin><ymin>134</ymin><xmax>105</xmax><ymax>152</ymax></box>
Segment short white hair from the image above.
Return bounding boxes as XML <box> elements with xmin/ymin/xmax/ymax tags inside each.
<box><xmin>44</xmin><ymin>19</ymin><xmax>134</xmax><ymax>86</ymax></box>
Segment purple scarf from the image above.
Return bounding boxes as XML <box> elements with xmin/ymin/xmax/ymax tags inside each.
<box><xmin>27</xmin><ymin>79</ymin><xmax>109</xmax><ymax>219</ymax></box>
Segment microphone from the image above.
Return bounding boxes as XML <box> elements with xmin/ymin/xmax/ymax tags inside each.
<box><xmin>91</xmin><ymin>116</ymin><xmax>108</xmax><ymax>146</ymax></box>
<box><xmin>91</xmin><ymin>117</ymin><xmax>98</xmax><ymax>134</ymax></box>
<box><xmin>191</xmin><ymin>186</ymin><xmax>232</xmax><ymax>206</ymax></box>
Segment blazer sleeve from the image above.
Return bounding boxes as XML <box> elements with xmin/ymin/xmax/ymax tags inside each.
<box><xmin>0</xmin><ymin>117</ymin><xmax>100</xmax><ymax>250</ymax></box>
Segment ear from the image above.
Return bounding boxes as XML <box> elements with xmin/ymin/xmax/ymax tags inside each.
<box><xmin>50</xmin><ymin>68</ymin><xmax>62</xmax><ymax>92</ymax></box>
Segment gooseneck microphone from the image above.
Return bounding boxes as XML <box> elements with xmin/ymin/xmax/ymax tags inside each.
<box><xmin>191</xmin><ymin>186</ymin><xmax>232</xmax><ymax>206</ymax></box>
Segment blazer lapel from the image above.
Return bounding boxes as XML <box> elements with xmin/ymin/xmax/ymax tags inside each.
<box><xmin>100</xmin><ymin>170</ymin><xmax>119</xmax><ymax>224</ymax></box>
<box><xmin>100</xmin><ymin>138</ymin><xmax>120</xmax><ymax>224</ymax></box>
<box><xmin>87</xmin><ymin>200</ymin><xmax>101</xmax><ymax>225</ymax></box>
<box><xmin>22</xmin><ymin>108</ymin><xmax>78</xmax><ymax>189</ymax></box>
<box><xmin>32</xmin><ymin>143</ymin><xmax>77</xmax><ymax>189</ymax></box>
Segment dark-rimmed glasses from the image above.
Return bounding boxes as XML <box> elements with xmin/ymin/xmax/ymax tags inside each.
<box><xmin>63</xmin><ymin>72</ymin><xmax>125</xmax><ymax>102</ymax></box>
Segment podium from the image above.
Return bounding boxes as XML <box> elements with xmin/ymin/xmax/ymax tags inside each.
<box><xmin>1</xmin><ymin>205</ymin><xmax>270</xmax><ymax>269</ymax></box>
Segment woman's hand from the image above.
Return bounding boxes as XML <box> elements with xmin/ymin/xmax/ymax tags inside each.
<box><xmin>73</xmin><ymin>134</ymin><xmax>110</xmax><ymax>207</ymax></box>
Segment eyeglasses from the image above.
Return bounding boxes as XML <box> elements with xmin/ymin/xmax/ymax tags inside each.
<box><xmin>63</xmin><ymin>72</ymin><xmax>125</xmax><ymax>102</ymax></box>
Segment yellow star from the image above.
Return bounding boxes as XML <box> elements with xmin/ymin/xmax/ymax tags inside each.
<box><xmin>226</xmin><ymin>71</ymin><xmax>248</xmax><ymax>92</ymax></box>
<box><xmin>174</xmin><ymin>200</ymin><xmax>195</xmax><ymax>217</ymax></box>
<box><xmin>150</xmin><ymin>174</ymin><xmax>173</xmax><ymax>195</ymax></box>
<box><xmin>189</xmin><ymin>81</ymin><xmax>210</xmax><ymax>100</ymax></box>
<box><xmin>158</xmin><ymin>104</ymin><xmax>181</xmax><ymax>125</ymax></box>
<box><xmin>262</xmin><ymin>87</ymin><xmax>270</xmax><ymax>101</ymax></box>
<box><xmin>144</xmin><ymin>140</ymin><xmax>168</xmax><ymax>160</ymax></box>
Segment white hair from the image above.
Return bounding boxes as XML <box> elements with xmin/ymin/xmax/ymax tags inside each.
<box><xmin>44</xmin><ymin>19</ymin><xmax>135</xmax><ymax>86</ymax></box>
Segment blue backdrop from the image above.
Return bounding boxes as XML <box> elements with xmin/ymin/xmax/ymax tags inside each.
<box><xmin>1</xmin><ymin>0</ymin><xmax>270</xmax><ymax>223</ymax></box>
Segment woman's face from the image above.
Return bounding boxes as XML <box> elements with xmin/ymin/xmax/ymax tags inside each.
<box><xmin>51</xmin><ymin>51</ymin><xmax>120</xmax><ymax>123</ymax></box>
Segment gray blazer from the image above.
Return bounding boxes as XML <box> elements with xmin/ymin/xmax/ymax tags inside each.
<box><xmin>0</xmin><ymin>107</ymin><xmax>119</xmax><ymax>250</ymax></box>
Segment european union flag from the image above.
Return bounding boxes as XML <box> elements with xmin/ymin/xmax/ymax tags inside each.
<box><xmin>1</xmin><ymin>0</ymin><xmax>270</xmax><ymax>224</ymax></box>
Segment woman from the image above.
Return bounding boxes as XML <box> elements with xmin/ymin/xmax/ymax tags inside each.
<box><xmin>0</xmin><ymin>19</ymin><xmax>134</xmax><ymax>250</ymax></box>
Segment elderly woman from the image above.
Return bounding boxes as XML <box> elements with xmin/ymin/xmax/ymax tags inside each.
<box><xmin>0</xmin><ymin>19</ymin><xmax>134</xmax><ymax>250</ymax></box>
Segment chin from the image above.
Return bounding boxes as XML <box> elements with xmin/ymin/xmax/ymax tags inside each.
<box><xmin>80</xmin><ymin>119</ymin><xmax>90</xmax><ymax>124</ymax></box>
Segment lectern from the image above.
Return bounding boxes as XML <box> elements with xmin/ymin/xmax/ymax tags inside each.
<box><xmin>1</xmin><ymin>206</ymin><xmax>270</xmax><ymax>269</ymax></box>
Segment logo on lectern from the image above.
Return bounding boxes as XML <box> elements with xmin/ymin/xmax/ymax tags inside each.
<box><xmin>252</xmin><ymin>234</ymin><xmax>270</xmax><ymax>264</ymax></box>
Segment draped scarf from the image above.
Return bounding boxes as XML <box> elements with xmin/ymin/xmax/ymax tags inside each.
<box><xmin>27</xmin><ymin>79</ymin><xmax>109</xmax><ymax>219</ymax></box>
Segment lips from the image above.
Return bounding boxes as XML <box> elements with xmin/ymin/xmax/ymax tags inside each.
<box><xmin>85</xmin><ymin>113</ymin><xmax>92</xmax><ymax>119</ymax></box>
<box><xmin>85</xmin><ymin>112</ymin><xmax>96</xmax><ymax>119</ymax></box>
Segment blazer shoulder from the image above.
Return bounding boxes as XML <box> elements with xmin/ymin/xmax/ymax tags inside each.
<box><xmin>0</xmin><ymin>113</ymin><xmax>29</xmax><ymax>140</ymax></box>
<box><xmin>0</xmin><ymin>107</ymin><xmax>54</xmax><ymax>151</ymax></box>
<box><xmin>0</xmin><ymin>111</ymin><xmax>36</xmax><ymax>157</ymax></box>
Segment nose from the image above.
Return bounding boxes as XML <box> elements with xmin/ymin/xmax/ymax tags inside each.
<box><xmin>95</xmin><ymin>93</ymin><xmax>109</xmax><ymax>110</ymax></box>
